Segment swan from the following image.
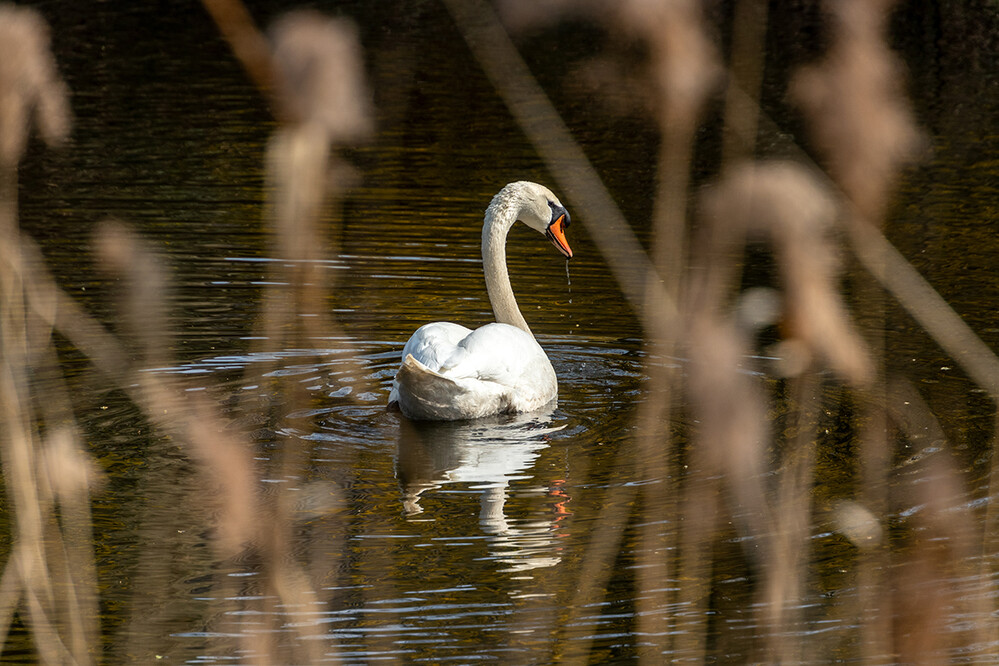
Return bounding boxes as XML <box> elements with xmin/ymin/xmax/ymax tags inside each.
<box><xmin>388</xmin><ymin>181</ymin><xmax>573</xmax><ymax>421</ymax></box>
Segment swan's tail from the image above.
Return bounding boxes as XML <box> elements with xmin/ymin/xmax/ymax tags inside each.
<box><xmin>391</xmin><ymin>354</ymin><xmax>464</xmax><ymax>420</ymax></box>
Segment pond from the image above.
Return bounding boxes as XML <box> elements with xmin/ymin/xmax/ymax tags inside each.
<box><xmin>3</xmin><ymin>0</ymin><xmax>998</xmax><ymax>663</ymax></box>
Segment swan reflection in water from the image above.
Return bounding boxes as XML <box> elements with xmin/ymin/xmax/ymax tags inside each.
<box><xmin>395</xmin><ymin>408</ymin><xmax>570</xmax><ymax>573</ymax></box>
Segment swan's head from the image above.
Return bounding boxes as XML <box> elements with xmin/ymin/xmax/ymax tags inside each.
<box><xmin>491</xmin><ymin>181</ymin><xmax>573</xmax><ymax>259</ymax></box>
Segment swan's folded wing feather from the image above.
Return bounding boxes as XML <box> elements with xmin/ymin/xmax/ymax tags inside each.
<box><xmin>439</xmin><ymin>323</ymin><xmax>550</xmax><ymax>387</ymax></box>
<box><xmin>401</xmin><ymin>321</ymin><xmax>472</xmax><ymax>371</ymax></box>
<box><xmin>394</xmin><ymin>353</ymin><xmax>507</xmax><ymax>420</ymax></box>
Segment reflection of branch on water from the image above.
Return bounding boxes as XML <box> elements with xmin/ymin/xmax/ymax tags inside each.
<box><xmin>396</xmin><ymin>412</ymin><xmax>567</xmax><ymax>573</ymax></box>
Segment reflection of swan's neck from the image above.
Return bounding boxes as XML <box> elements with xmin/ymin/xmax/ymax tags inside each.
<box><xmin>482</xmin><ymin>197</ymin><xmax>532</xmax><ymax>335</ymax></box>
<box><xmin>479</xmin><ymin>485</ymin><xmax>509</xmax><ymax>533</ymax></box>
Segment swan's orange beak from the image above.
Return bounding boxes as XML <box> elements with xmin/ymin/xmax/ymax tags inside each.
<box><xmin>546</xmin><ymin>214</ymin><xmax>573</xmax><ymax>259</ymax></box>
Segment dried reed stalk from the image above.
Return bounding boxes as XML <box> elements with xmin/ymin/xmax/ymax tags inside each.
<box><xmin>597</xmin><ymin>2</ymin><xmax>723</xmax><ymax>661</ymax></box>
<box><xmin>766</xmin><ymin>371</ymin><xmax>822</xmax><ymax>664</ymax></box>
<box><xmin>0</xmin><ymin>6</ymin><xmax>98</xmax><ymax>664</ymax></box>
<box><xmin>886</xmin><ymin>378</ymin><xmax>995</xmax><ymax>661</ymax></box>
<box><xmin>200</xmin><ymin>0</ymin><xmax>286</xmax><ymax>122</ymax></box>
<box><xmin>202</xmin><ymin>5</ymin><xmax>374</xmax><ymax>663</ymax></box>
<box><xmin>692</xmin><ymin>160</ymin><xmax>872</xmax><ymax>660</ymax></box>
<box><xmin>790</xmin><ymin>2</ymin><xmax>924</xmax><ymax>661</ymax></box>
<box><xmin>720</xmin><ymin>0</ymin><xmax>768</xmax><ymax>166</ymax></box>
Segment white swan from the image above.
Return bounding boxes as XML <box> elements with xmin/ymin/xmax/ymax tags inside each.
<box><xmin>388</xmin><ymin>181</ymin><xmax>573</xmax><ymax>420</ymax></box>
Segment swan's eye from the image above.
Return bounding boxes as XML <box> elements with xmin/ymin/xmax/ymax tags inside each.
<box><xmin>548</xmin><ymin>201</ymin><xmax>570</xmax><ymax>228</ymax></box>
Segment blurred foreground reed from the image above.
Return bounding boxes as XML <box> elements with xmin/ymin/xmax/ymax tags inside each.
<box><xmin>466</xmin><ymin>0</ymin><xmax>998</xmax><ymax>662</ymax></box>
<box><xmin>1</xmin><ymin>3</ymin><xmax>370</xmax><ymax>663</ymax></box>
<box><xmin>0</xmin><ymin>0</ymin><xmax>996</xmax><ymax>663</ymax></box>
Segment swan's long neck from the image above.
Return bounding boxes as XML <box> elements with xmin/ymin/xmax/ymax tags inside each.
<box><xmin>482</xmin><ymin>196</ymin><xmax>532</xmax><ymax>335</ymax></box>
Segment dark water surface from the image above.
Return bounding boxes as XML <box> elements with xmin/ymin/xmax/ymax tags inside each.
<box><xmin>5</xmin><ymin>0</ymin><xmax>999</xmax><ymax>663</ymax></box>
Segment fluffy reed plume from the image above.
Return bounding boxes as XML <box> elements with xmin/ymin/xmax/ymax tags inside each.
<box><xmin>697</xmin><ymin>162</ymin><xmax>871</xmax><ymax>386</ymax></box>
<box><xmin>615</xmin><ymin>0</ymin><xmax>719</xmax><ymax>133</ymax></box>
<box><xmin>270</xmin><ymin>11</ymin><xmax>373</xmax><ymax>141</ymax></box>
<box><xmin>259</xmin><ymin>10</ymin><xmax>372</xmax><ymax>353</ymax></box>
<box><xmin>0</xmin><ymin>4</ymin><xmax>70</xmax><ymax>168</ymax></box>
<box><xmin>790</xmin><ymin>0</ymin><xmax>923</xmax><ymax>223</ymax></box>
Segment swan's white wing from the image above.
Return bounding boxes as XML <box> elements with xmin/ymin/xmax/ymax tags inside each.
<box><xmin>400</xmin><ymin>321</ymin><xmax>472</xmax><ymax>371</ymax></box>
<box><xmin>389</xmin><ymin>322</ymin><xmax>470</xmax><ymax>408</ymax></box>
<box><xmin>439</xmin><ymin>323</ymin><xmax>553</xmax><ymax>390</ymax></box>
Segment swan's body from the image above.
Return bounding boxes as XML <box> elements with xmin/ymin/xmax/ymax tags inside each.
<box><xmin>389</xmin><ymin>181</ymin><xmax>573</xmax><ymax>421</ymax></box>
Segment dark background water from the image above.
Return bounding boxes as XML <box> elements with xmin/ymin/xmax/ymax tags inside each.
<box><xmin>5</xmin><ymin>0</ymin><xmax>999</xmax><ymax>662</ymax></box>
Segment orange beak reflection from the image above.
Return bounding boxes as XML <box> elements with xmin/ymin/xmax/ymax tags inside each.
<box><xmin>546</xmin><ymin>215</ymin><xmax>573</xmax><ymax>259</ymax></box>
